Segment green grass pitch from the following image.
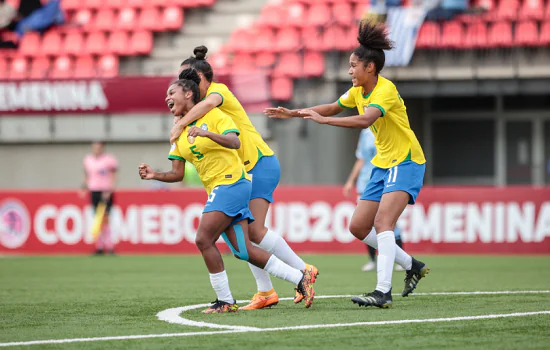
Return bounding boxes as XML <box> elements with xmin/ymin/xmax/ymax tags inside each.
<box><xmin>1</xmin><ymin>254</ymin><xmax>549</xmax><ymax>349</ymax></box>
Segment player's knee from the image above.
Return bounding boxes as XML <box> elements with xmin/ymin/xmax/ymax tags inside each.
<box><xmin>349</xmin><ymin>220</ymin><xmax>371</xmax><ymax>240</ymax></box>
<box><xmin>247</xmin><ymin>225</ymin><xmax>267</xmax><ymax>245</ymax></box>
<box><xmin>373</xmin><ymin>215</ymin><xmax>393</xmax><ymax>234</ymax></box>
<box><xmin>194</xmin><ymin>233</ymin><xmax>215</xmax><ymax>252</ymax></box>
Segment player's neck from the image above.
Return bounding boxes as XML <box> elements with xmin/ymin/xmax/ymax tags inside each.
<box><xmin>361</xmin><ymin>75</ymin><xmax>378</xmax><ymax>97</ymax></box>
<box><xmin>201</xmin><ymin>82</ymin><xmax>211</xmax><ymax>99</ymax></box>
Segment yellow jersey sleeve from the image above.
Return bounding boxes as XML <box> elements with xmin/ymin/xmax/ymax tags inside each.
<box><xmin>337</xmin><ymin>88</ymin><xmax>356</xmax><ymax>110</ymax></box>
<box><xmin>367</xmin><ymin>83</ymin><xmax>398</xmax><ymax>117</ymax></box>
<box><xmin>206</xmin><ymin>86</ymin><xmax>224</xmax><ymax>108</ymax></box>
<box><xmin>215</xmin><ymin>112</ymin><xmax>240</xmax><ymax>136</ymax></box>
<box><xmin>168</xmin><ymin>142</ymin><xmax>185</xmax><ymax>162</ymax></box>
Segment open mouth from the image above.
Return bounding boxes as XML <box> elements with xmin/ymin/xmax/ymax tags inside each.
<box><xmin>167</xmin><ymin>101</ymin><xmax>175</xmax><ymax>109</ymax></box>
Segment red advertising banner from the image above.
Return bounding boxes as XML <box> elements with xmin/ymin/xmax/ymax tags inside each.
<box><xmin>0</xmin><ymin>74</ymin><xmax>269</xmax><ymax>115</ymax></box>
<box><xmin>1</xmin><ymin>186</ymin><xmax>549</xmax><ymax>255</ymax></box>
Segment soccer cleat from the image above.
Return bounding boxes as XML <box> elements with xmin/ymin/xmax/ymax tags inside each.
<box><xmin>295</xmin><ymin>266</ymin><xmax>317</xmax><ymax>308</ymax></box>
<box><xmin>351</xmin><ymin>289</ymin><xmax>392</xmax><ymax>308</ymax></box>
<box><xmin>202</xmin><ymin>299</ymin><xmax>239</xmax><ymax>314</ymax></box>
<box><xmin>294</xmin><ymin>264</ymin><xmax>319</xmax><ymax>304</ymax></box>
<box><xmin>361</xmin><ymin>260</ymin><xmax>376</xmax><ymax>272</ymax></box>
<box><xmin>402</xmin><ymin>257</ymin><xmax>430</xmax><ymax>297</ymax></box>
<box><xmin>240</xmin><ymin>290</ymin><xmax>279</xmax><ymax>310</ymax></box>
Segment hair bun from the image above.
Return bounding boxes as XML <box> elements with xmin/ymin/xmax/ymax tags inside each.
<box><xmin>179</xmin><ymin>68</ymin><xmax>202</xmax><ymax>86</ymax></box>
<box><xmin>193</xmin><ymin>46</ymin><xmax>208</xmax><ymax>60</ymax></box>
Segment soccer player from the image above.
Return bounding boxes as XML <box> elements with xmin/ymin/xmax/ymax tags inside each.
<box><xmin>344</xmin><ymin>128</ymin><xmax>404</xmax><ymax>272</ymax></box>
<box><xmin>139</xmin><ymin>76</ymin><xmax>316</xmax><ymax>313</ymax></box>
<box><xmin>81</xmin><ymin>141</ymin><xmax>118</xmax><ymax>255</ymax></box>
<box><xmin>265</xmin><ymin>21</ymin><xmax>429</xmax><ymax>308</ymax></box>
<box><xmin>169</xmin><ymin>46</ymin><xmax>318</xmax><ymax>310</ymax></box>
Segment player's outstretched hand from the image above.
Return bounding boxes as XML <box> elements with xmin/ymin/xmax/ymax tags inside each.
<box><xmin>264</xmin><ymin>106</ymin><xmax>294</xmax><ymax>119</ymax></box>
<box><xmin>299</xmin><ymin>109</ymin><xmax>326</xmax><ymax>124</ymax></box>
<box><xmin>187</xmin><ymin>126</ymin><xmax>208</xmax><ymax>138</ymax></box>
<box><xmin>138</xmin><ymin>163</ymin><xmax>155</xmax><ymax>180</ymax></box>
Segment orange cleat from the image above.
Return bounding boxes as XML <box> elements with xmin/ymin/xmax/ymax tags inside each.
<box><xmin>295</xmin><ymin>264</ymin><xmax>318</xmax><ymax>308</ymax></box>
<box><xmin>240</xmin><ymin>289</ymin><xmax>279</xmax><ymax>310</ymax></box>
<box><xmin>202</xmin><ymin>299</ymin><xmax>239</xmax><ymax>314</ymax></box>
<box><xmin>294</xmin><ymin>264</ymin><xmax>319</xmax><ymax>304</ymax></box>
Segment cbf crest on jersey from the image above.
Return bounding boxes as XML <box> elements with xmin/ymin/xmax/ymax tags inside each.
<box><xmin>200</xmin><ymin>124</ymin><xmax>208</xmax><ymax>131</ymax></box>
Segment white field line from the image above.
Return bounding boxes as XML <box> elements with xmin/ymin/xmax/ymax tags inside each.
<box><xmin>1</xmin><ymin>291</ymin><xmax>549</xmax><ymax>348</ymax></box>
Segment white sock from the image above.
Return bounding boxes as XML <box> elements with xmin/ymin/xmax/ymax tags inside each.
<box><xmin>248</xmin><ymin>262</ymin><xmax>274</xmax><ymax>292</ymax></box>
<box><xmin>375</xmin><ymin>231</ymin><xmax>396</xmax><ymax>293</ymax></box>
<box><xmin>260</xmin><ymin>230</ymin><xmax>307</xmax><ymax>270</ymax></box>
<box><xmin>209</xmin><ymin>270</ymin><xmax>234</xmax><ymax>304</ymax></box>
<box><xmin>264</xmin><ymin>255</ymin><xmax>302</xmax><ymax>285</ymax></box>
<box><xmin>362</xmin><ymin>229</ymin><xmax>412</xmax><ymax>270</ymax></box>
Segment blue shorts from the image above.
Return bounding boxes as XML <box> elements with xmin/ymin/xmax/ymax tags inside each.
<box><xmin>360</xmin><ymin>161</ymin><xmax>426</xmax><ymax>205</ymax></box>
<box><xmin>203</xmin><ymin>178</ymin><xmax>255</xmax><ymax>226</ymax></box>
<box><xmin>248</xmin><ymin>155</ymin><xmax>281</xmax><ymax>203</ymax></box>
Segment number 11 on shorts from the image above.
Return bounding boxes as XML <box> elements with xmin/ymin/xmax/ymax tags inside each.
<box><xmin>387</xmin><ymin>165</ymin><xmax>398</xmax><ymax>186</ymax></box>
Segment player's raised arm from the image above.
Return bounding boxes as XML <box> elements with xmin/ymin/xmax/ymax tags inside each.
<box><xmin>299</xmin><ymin>105</ymin><xmax>381</xmax><ymax>129</ymax></box>
<box><xmin>187</xmin><ymin>126</ymin><xmax>240</xmax><ymax>150</ymax></box>
<box><xmin>265</xmin><ymin>101</ymin><xmax>344</xmax><ymax>119</ymax></box>
<box><xmin>138</xmin><ymin>160</ymin><xmax>184</xmax><ymax>183</ymax></box>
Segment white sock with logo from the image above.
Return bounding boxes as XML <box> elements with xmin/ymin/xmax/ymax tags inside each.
<box><xmin>248</xmin><ymin>262</ymin><xmax>274</xmax><ymax>292</ymax></box>
<box><xmin>362</xmin><ymin>228</ymin><xmax>412</xmax><ymax>270</ymax></box>
<box><xmin>264</xmin><ymin>255</ymin><xmax>303</xmax><ymax>285</ymax></box>
<box><xmin>209</xmin><ymin>270</ymin><xmax>234</xmax><ymax>304</ymax></box>
<box><xmin>375</xmin><ymin>231</ymin><xmax>396</xmax><ymax>293</ymax></box>
<box><xmin>260</xmin><ymin>230</ymin><xmax>307</xmax><ymax>271</ymax></box>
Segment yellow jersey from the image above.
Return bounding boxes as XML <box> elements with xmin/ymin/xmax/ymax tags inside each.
<box><xmin>338</xmin><ymin>76</ymin><xmax>426</xmax><ymax>169</ymax></box>
<box><xmin>168</xmin><ymin>108</ymin><xmax>249</xmax><ymax>195</ymax></box>
<box><xmin>206</xmin><ymin>82</ymin><xmax>274</xmax><ymax>172</ymax></box>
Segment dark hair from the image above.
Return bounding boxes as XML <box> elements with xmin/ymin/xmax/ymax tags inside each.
<box><xmin>178</xmin><ymin>68</ymin><xmax>201</xmax><ymax>86</ymax></box>
<box><xmin>170</xmin><ymin>79</ymin><xmax>201</xmax><ymax>105</ymax></box>
<box><xmin>353</xmin><ymin>21</ymin><xmax>394</xmax><ymax>75</ymax></box>
<box><xmin>180</xmin><ymin>46</ymin><xmax>214</xmax><ymax>82</ymax></box>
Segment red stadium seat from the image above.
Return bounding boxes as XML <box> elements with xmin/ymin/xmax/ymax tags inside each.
<box><xmin>231</xmin><ymin>53</ymin><xmax>255</xmax><ymax>75</ymax></box>
<box><xmin>515</xmin><ymin>21</ymin><xmax>539</xmax><ymax>46</ymax></box>
<box><xmin>273</xmin><ymin>52</ymin><xmax>301</xmax><ymax>78</ymax></box>
<box><xmin>85</xmin><ymin>32</ymin><xmax>107</xmax><ymax>55</ymax></box>
<box><xmin>440</xmin><ymin>21</ymin><xmax>464</xmax><ymax>49</ymax></box>
<box><xmin>117</xmin><ymin>8</ymin><xmax>137</xmax><ymax>31</ymax></box>
<box><xmin>0</xmin><ymin>56</ymin><xmax>7</xmax><ymax>79</ymax></box>
<box><xmin>195</xmin><ymin>0</ymin><xmax>215</xmax><ymax>7</ymax></box>
<box><xmin>208</xmin><ymin>53</ymin><xmax>231</xmax><ymax>76</ymax></box>
<box><xmin>61</xmin><ymin>0</ymin><xmax>82</xmax><ymax>11</ymax></box>
<box><xmin>18</xmin><ymin>32</ymin><xmax>41</xmax><ymax>57</ymax></box>
<box><xmin>416</xmin><ymin>22</ymin><xmax>440</xmax><ymax>49</ymax></box>
<box><xmin>161</xmin><ymin>7</ymin><xmax>184</xmax><ymax>31</ymax></box>
<box><xmin>286</xmin><ymin>3</ymin><xmax>307</xmax><ymax>27</ymax></box>
<box><xmin>475</xmin><ymin>0</ymin><xmax>496</xmax><ymax>11</ymax></box>
<box><xmin>540</xmin><ymin>21</ymin><xmax>550</xmax><ymax>45</ymax></box>
<box><xmin>487</xmin><ymin>21</ymin><xmax>513</xmax><ymax>48</ymax></box>
<box><xmin>227</xmin><ymin>28</ymin><xmax>254</xmax><ymax>53</ymax></box>
<box><xmin>106</xmin><ymin>0</ymin><xmax>127</xmax><ymax>8</ymax></box>
<box><xmin>97</xmin><ymin>55</ymin><xmax>119</xmax><ymax>77</ymax></box>
<box><xmin>94</xmin><ymin>9</ymin><xmax>116</xmax><ymax>32</ymax></box>
<box><xmin>463</xmin><ymin>22</ymin><xmax>488</xmax><ymax>49</ymax></box>
<box><xmin>50</xmin><ymin>56</ymin><xmax>73</xmax><ymax>79</ymax></box>
<box><xmin>138</xmin><ymin>8</ymin><xmax>161</xmax><ymax>31</ymax></box>
<box><xmin>274</xmin><ymin>28</ymin><xmax>301</xmax><ymax>52</ymax></box>
<box><xmin>545</xmin><ymin>3</ymin><xmax>550</xmax><ymax>19</ymax></box>
<box><xmin>270</xmin><ymin>77</ymin><xmax>293</xmax><ymax>101</ymax></box>
<box><xmin>256</xmin><ymin>4</ymin><xmax>283</xmax><ymax>29</ymax></box>
<box><xmin>73</xmin><ymin>9</ymin><xmax>94</xmax><ymax>30</ymax></box>
<box><xmin>322</xmin><ymin>25</ymin><xmax>348</xmax><ymax>51</ymax></box>
<box><xmin>84</xmin><ymin>0</ymin><xmax>103</xmax><ymax>10</ymax></box>
<box><xmin>62</xmin><ymin>32</ymin><xmax>85</xmax><ymax>56</ymax></box>
<box><xmin>127</xmin><ymin>0</ymin><xmax>146</xmax><ymax>7</ymax></box>
<box><xmin>344</xmin><ymin>23</ymin><xmax>359</xmax><ymax>51</ymax></box>
<box><xmin>255</xmin><ymin>51</ymin><xmax>276</xmax><ymax>71</ymax></box>
<box><xmin>495</xmin><ymin>0</ymin><xmax>519</xmax><ymax>21</ymax></box>
<box><xmin>306</xmin><ymin>4</ymin><xmax>331</xmax><ymax>27</ymax></box>
<box><xmin>254</xmin><ymin>28</ymin><xmax>276</xmax><ymax>53</ymax></box>
<box><xmin>108</xmin><ymin>31</ymin><xmax>131</xmax><ymax>55</ymax></box>
<box><xmin>130</xmin><ymin>31</ymin><xmax>153</xmax><ymax>55</ymax></box>
<box><xmin>519</xmin><ymin>0</ymin><xmax>545</xmax><ymax>21</ymax></box>
<box><xmin>302</xmin><ymin>27</ymin><xmax>324</xmax><ymax>52</ymax></box>
<box><xmin>9</xmin><ymin>56</ymin><xmax>28</xmax><ymax>79</ymax></box>
<box><xmin>41</xmin><ymin>30</ymin><xmax>63</xmax><ymax>57</ymax></box>
<box><xmin>303</xmin><ymin>51</ymin><xmax>324</xmax><ymax>77</ymax></box>
<box><xmin>354</xmin><ymin>1</ymin><xmax>371</xmax><ymax>21</ymax></box>
<box><xmin>74</xmin><ymin>56</ymin><xmax>97</xmax><ymax>78</ymax></box>
<box><xmin>333</xmin><ymin>3</ymin><xmax>353</xmax><ymax>26</ymax></box>
<box><xmin>29</xmin><ymin>57</ymin><xmax>51</xmax><ymax>79</ymax></box>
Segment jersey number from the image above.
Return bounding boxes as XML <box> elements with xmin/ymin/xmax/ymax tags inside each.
<box><xmin>387</xmin><ymin>165</ymin><xmax>398</xmax><ymax>186</ymax></box>
<box><xmin>190</xmin><ymin>145</ymin><xmax>204</xmax><ymax>160</ymax></box>
<box><xmin>207</xmin><ymin>187</ymin><xmax>218</xmax><ymax>202</ymax></box>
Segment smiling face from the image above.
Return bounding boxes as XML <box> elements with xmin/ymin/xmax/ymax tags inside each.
<box><xmin>165</xmin><ymin>84</ymin><xmax>192</xmax><ymax>116</ymax></box>
<box><xmin>348</xmin><ymin>53</ymin><xmax>374</xmax><ymax>87</ymax></box>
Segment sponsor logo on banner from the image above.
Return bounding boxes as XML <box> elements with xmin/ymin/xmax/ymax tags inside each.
<box><xmin>0</xmin><ymin>199</ymin><xmax>31</xmax><ymax>249</ymax></box>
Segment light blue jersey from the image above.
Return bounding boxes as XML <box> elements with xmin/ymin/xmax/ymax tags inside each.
<box><xmin>355</xmin><ymin>129</ymin><xmax>377</xmax><ymax>194</ymax></box>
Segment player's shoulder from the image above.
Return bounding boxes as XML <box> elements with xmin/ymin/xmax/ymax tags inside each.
<box><xmin>377</xmin><ymin>76</ymin><xmax>398</xmax><ymax>92</ymax></box>
<box><xmin>209</xmin><ymin>81</ymin><xmax>230</xmax><ymax>95</ymax></box>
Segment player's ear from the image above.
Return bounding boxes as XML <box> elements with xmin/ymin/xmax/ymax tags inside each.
<box><xmin>184</xmin><ymin>90</ymin><xmax>193</xmax><ymax>100</ymax></box>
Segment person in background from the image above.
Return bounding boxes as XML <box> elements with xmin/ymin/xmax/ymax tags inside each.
<box><xmin>0</xmin><ymin>0</ymin><xmax>15</xmax><ymax>30</ymax></box>
<box><xmin>344</xmin><ymin>129</ymin><xmax>405</xmax><ymax>272</ymax></box>
<box><xmin>425</xmin><ymin>0</ymin><xmax>468</xmax><ymax>21</ymax></box>
<box><xmin>14</xmin><ymin>0</ymin><xmax>63</xmax><ymax>37</ymax></box>
<box><xmin>81</xmin><ymin>141</ymin><xmax>118</xmax><ymax>255</ymax></box>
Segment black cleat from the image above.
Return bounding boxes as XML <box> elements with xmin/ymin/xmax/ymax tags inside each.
<box><xmin>402</xmin><ymin>257</ymin><xmax>429</xmax><ymax>297</ymax></box>
<box><xmin>352</xmin><ymin>289</ymin><xmax>392</xmax><ymax>308</ymax></box>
